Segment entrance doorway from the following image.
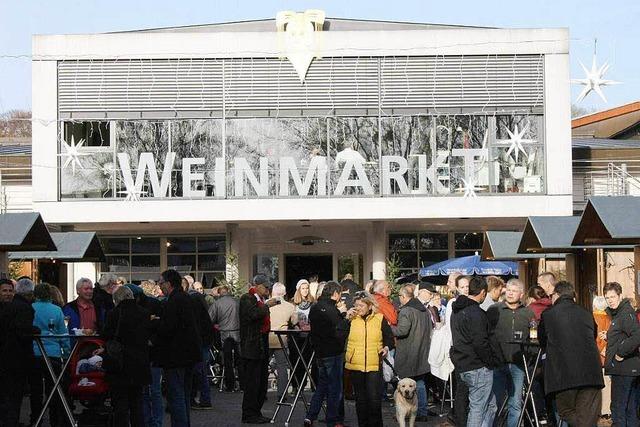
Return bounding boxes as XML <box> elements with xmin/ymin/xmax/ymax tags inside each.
<box><xmin>284</xmin><ymin>255</ymin><xmax>332</xmax><ymax>297</ymax></box>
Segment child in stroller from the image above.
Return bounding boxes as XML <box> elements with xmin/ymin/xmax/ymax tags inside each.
<box><xmin>68</xmin><ymin>338</ymin><xmax>109</xmax><ymax>402</ymax></box>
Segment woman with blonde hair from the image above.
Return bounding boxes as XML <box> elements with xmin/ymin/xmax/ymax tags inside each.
<box><xmin>291</xmin><ymin>279</ymin><xmax>315</xmax><ymax>392</ymax></box>
<box><xmin>345</xmin><ymin>291</ymin><xmax>394</xmax><ymax>427</ymax></box>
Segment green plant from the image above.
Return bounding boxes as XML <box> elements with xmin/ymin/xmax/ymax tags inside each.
<box><xmin>220</xmin><ymin>250</ymin><xmax>246</xmax><ymax>297</ymax></box>
<box><xmin>8</xmin><ymin>260</ymin><xmax>25</xmax><ymax>280</ymax></box>
<box><xmin>386</xmin><ymin>253</ymin><xmax>403</xmax><ymax>297</ymax></box>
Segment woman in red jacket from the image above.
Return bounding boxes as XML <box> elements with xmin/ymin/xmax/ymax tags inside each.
<box><xmin>526</xmin><ymin>285</ymin><xmax>551</xmax><ymax>321</ymax></box>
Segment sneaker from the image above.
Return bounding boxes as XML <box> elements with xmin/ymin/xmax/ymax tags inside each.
<box><xmin>303</xmin><ymin>419</ymin><xmax>313</xmax><ymax>426</ymax></box>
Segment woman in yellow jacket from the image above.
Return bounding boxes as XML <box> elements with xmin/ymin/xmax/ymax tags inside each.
<box><xmin>345</xmin><ymin>291</ymin><xmax>394</xmax><ymax>427</ymax></box>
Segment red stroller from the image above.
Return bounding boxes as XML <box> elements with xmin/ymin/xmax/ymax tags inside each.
<box><xmin>67</xmin><ymin>338</ymin><xmax>109</xmax><ymax>404</ymax></box>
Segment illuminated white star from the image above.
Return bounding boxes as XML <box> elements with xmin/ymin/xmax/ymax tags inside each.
<box><xmin>496</xmin><ymin>123</ymin><xmax>536</xmax><ymax>162</ymax></box>
<box><xmin>117</xmin><ymin>188</ymin><xmax>147</xmax><ymax>202</ymax></box>
<box><xmin>572</xmin><ymin>55</ymin><xmax>620</xmax><ymax>103</ymax></box>
<box><xmin>58</xmin><ymin>136</ymin><xmax>90</xmax><ymax>175</ymax></box>
<box><xmin>461</xmin><ymin>177</ymin><xmax>481</xmax><ymax>198</ymax></box>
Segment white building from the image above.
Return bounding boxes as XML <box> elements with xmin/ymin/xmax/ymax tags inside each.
<box><xmin>31</xmin><ymin>13</ymin><xmax>572</xmax><ymax>295</ymax></box>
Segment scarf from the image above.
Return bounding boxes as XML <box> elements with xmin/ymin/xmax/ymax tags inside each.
<box><xmin>249</xmin><ymin>287</ymin><xmax>271</xmax><ymax>334</ymax></box>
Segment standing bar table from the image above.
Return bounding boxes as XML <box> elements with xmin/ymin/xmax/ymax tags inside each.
<box><xmin>31</xmin><ymin>334</ymin><xmax>99</xmax><ymax>427</ymax></box>
<box><xmin>270</xmin><ymin>329</ymin><xmax>322</xmax><ymax>426</ymax></box>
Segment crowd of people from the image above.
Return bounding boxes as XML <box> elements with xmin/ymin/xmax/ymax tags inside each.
<box><xmin>0</xmin><ymin>269</ymin><xmax>638</xmax><ymax>427</ymax></box>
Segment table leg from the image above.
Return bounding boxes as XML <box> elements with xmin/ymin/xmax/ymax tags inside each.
<box><xmin>517</xmin><ymin>348</ymin><xmax>542</xmax><ymax>427</ymax></box>
<box><xmin>272</xmin><ymin>333</ymin><xmax>295</xmax><ymax>423</ymax></box>
<box><xmin>34</xmin><ymin>338</ymin><xmax>79</xmax><ymax>427</ymax></box>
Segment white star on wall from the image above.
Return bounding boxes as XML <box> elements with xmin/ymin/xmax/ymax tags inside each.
<box><xmin>572</xmin><ymin>54</ymin><xmax>620</xmax><ymax>103</ymax></box>
<box><xmin>461</xmin><ymin>177</ymin><xmax>481</xmax><ymax>198</ymax></box>
<box><xmin>58</xmin><ymin>136</ymin><xmax>90</xmax><ymax>175</ymax></box>
<box><xmin>496</xmin><ymin>123</ymin><xmax>536</xmax><ymax>162</ymax></box>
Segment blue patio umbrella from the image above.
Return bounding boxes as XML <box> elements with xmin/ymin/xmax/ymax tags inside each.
<box><xmin>419</xmin><ymin>254</ymin><xmax>518</xmax><ymax>277</ymax></box>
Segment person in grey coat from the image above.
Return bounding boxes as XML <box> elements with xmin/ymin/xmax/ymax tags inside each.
<box><xmin>392</xmin><ymin>284</ymin><xmax>433</xmax><ymax>422</ymax></box>
<box><xmin>208</xmin><ymin>285</ymin><xmax>241</xmax><ymax>391</ymax></box>
<box><xmin>603</xmin><ymin>281</ymin><xmax>640</xmax><ymax>427</ymax></box>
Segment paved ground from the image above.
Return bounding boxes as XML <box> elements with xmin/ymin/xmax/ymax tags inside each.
<box><xmin>184</xmin><ymin>388</ymin><xmax>452</xmax><ymax>426</ymax></box>
<box><xmin>24</xmin><ymin>387</ymin><xmax>453</xmax><ymax>426</ymax></box>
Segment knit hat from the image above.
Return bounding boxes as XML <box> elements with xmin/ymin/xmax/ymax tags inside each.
<box><xmin>296</xmin><ymin>279</ymin><xmax>310</xmax><ymax>290</ymax></box>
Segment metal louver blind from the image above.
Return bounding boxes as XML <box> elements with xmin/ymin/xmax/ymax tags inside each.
<box><xmin>58</xmin><ymin>59</ymin><xmax>224</xmax><ymax>113</ymax></box>
<box><xmin>224</xmin><ymin>57</ymin><xmax>379</xmax><ymax>111</ymax></box>
<box><xmin>58</xmin><ymin>54</ymin><xmax>544</xmax><ymax>115</ymax></box>
<box><xmin>380</xmin><ymin>55</ymin><xmax>544</xmax><ymax>109</ymax></box>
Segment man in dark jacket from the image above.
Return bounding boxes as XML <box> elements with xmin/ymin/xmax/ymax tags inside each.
<box><xmin>539</xmin><ymin>281</ymin><xmax>604</xmax><ymax>427</ymax></box>
<box><xmin>603</xmin><ymin>281</ymin><xmax>640</xmax><ymax>426</ymax></box>
<box><xmin>155</xmin><ymin>269</ymin><xmax>202</xmax><ymax>427</ymax></box>
<box><xmin>451</xmin><ymin>276</ymin><xmax>497</xmax><ymax>427</ymax></box>
<box><xmin>305</xmin><ymin>281</ymin><xmax>350</xmax><ymax>427</ymax></box>
<box><xmin>0</xmin><ymin>277</ymin><xmax>39</xmax><ymax>427</ymax></box>
<box><xmin>94</xmin><ymin>273</ymin><xmax>120</xmax><ymax>313</ymax></box>
<box><xmin>102</xmin><ymin>286</ymin><xmax>151</xmax><ymax>427</ymax></box>
<box><xmin>487</xmin><ymin>278</ymin><xmax>534</xmax><ymax>427</ymax></box>
<box><xmin>188</xmin><ymin>289</ymin><xmax>215</xmax><ymax>409</ymax></box>
<box><xmin>239</xmin><ymin>274</ymin><xmax>278</xmax><ymax>424</ymax></box>
<box><xmin>393</xmin><ymin>284</ymin><xmax>433</xmax><ymax>422</ymax></box>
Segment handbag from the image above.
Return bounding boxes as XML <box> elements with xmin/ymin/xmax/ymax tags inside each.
<box><xmin>103</xmin><ymin>311</ymin><xmax>124</xmax><ymax>373</ymax></box>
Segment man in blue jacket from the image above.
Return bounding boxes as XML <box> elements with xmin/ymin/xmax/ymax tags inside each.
<box><xmin>62</xmin><ymin>278</ymin><xmax>105</xmax><ymax>334</ymax></box>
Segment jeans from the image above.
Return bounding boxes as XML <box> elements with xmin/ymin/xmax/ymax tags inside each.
<box><xmin>412</xmin><ymin>375</ymin><xmax>428</xmax><ymax>417</ymax></box>
<box><xmin>610</xmin><ymin>375</ymin><xmax>640</xmax><ymax>427</ymax></box>
<box><xmin>351</xmin><ymin>370</ymin><xmax>383</xmax><ymax>427</ymax></box>
<box><xmin>0</xmin><ymin>372</ymin><xmax>26</xmax><ymax>427</ymax></box>
<box><xmin>165</xmin><ymin>366</ymin><xmax>194</xmax><ymax>427</ymax></box>
<box><xmin>193</xmin><ymin>347</ymin><xmax>212</xmax><ymax>405</ymax></box>
<box><xmin>143</xmin><ymin>367</ymin><xmax>163</xmax><ymax>427</ymax></box>
<box><xmin>493</xmin><ymin>363</ymin><xmax>525</xmax><ymax>427</ymax></box>
<box><xmin>460</xmin><ymin>367</ymin><xmax>495</xmax><ymax>427</ymax></box>
<box><xmin>271</xmin><ymin>348</ymin><xmax>289</xmax><ymax>398</ymax></box>
<box><xmin>307</xmin><ymin>355</ymin><xmax>344</xmax><ymax>425</ymax></box>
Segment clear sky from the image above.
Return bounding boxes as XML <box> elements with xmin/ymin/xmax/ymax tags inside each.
<box><xmin>1</xmin><ymin>0</ymin><xmax>638</xmax><ymax>114</ymax></box>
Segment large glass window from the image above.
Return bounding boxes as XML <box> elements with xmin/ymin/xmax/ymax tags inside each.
<box><xmin>60</xmin><ymin>114</ymin><xmax>545</xmax><ymax>200</ymax></box>
<box><xmin>100</xmin><ymin>235</ymin><xmax>225</xmax><ymax>286</ymax></box>
<box><xmin>389</xmin><ymin>232</ymin><xmax>449</xmax><ymax>274</ymax></box>
<box><xmin>454</xmin><ymin>232</ymin><xmax>484</xmax><ymax>258</ymax></box>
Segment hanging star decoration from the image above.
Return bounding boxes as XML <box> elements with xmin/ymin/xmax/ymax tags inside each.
<box><xmin>58</xmin><ymin>136</ymin><xmax>90</xmax><ymax>175</ymax></box>
<box><xmin>572</xmin><ymin>54</ymin><xmax>620</xmax><ymax>103</ymax></box>
<box><xmin>461</xmin><ymin>177</ymin><xmax>481</xmax><ymax>198</ymax></box>
<box><xmin>496</xmin><ymin>123</ymin><xmax>535</xmax><ymax>162</ymax></box>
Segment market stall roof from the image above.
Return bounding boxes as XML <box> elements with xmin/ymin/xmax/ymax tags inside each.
<box><xmin>482</xmin><ymin>231</ymin><xmax>556</xmax><ymax>260</ymax></box>
<box><xmin>0</xmin><ymin>212</ymin><xmax>56</xmax><ymax>251</ymax></box>
<box><xmin>517</xmin><ymin>216</ymin><xmax>582</xmax><ymax>254</ymax></box>
<box><xmin>572</xmin><ymin>196</ymin><xmax>640</xmax><ymax>246</ymax></box>
<box><xmin>9</xmin><ymin>232</ymin><xmax>105</xmax><ymax>262</ymax></box>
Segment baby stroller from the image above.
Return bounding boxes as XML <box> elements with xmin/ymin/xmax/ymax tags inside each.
<box><xmin>67</xmin><ymin>338</ymin><xmax>112</xmax><ymax>426</ymax></box>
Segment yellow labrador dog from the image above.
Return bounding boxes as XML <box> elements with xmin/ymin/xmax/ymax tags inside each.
<box><xmin>394</xmin><ymin>377</ymin><xmax>418</xmax><ymax>427</ymax></box>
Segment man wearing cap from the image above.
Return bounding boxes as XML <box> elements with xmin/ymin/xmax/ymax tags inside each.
<box><xmin>393</xmin><ymin>284</ymin><xmax>434</xmax><ymax>422</ymax></box>
<box><xmin>239</xmin><ymin>274</ymin><xmax>279</xmax><ymax>424</ymax></box>
<box><xmin>417</xmin><ymin>281</ymin><xmax>441</xmax><ymax>326</ymax></box>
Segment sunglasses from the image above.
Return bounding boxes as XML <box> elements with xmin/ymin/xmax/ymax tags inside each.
<box><xmin>353</xmin><ymin>290</ymin><xmax>368</xmax><ymax>300</ymax></box>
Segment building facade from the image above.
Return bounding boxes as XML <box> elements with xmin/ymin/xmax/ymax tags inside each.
<box><xmin>31</xmin><ymin>14</ymin><xmax>572</xmax><ymax>295</ymax></box>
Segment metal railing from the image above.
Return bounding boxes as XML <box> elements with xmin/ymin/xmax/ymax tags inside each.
<box><xmin>574</xmin><ymin>161</ymin><xmax>640</xmax><ymax>211</ymax></box>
